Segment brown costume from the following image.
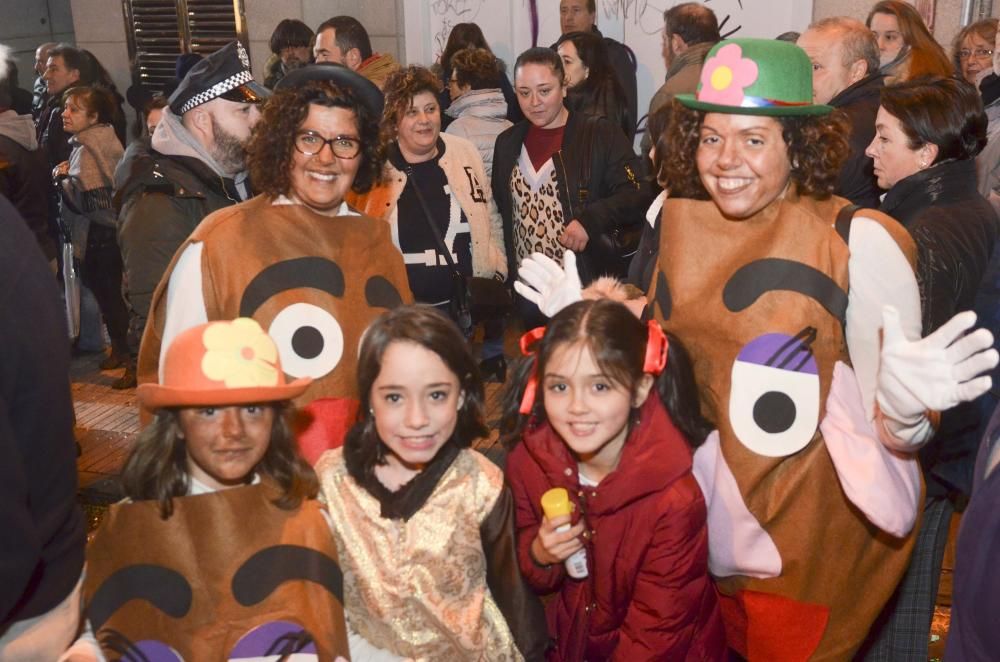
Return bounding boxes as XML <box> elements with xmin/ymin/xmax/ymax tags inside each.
<box><xmin>137</xmin><ymin>196</ymin><xmax>412</xmax><ymax>462</ymax></box>
<box><xmin>647</xmin><ymin>191</ymin><xmax>921</xmax><ymax>660</ymax></box>
<box><xmin>83</xmin><ymin>480</ymin><xmax>349</xmax><ymax>660</ymax></box>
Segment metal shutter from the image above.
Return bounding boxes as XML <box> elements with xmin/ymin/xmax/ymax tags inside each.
<box><xmin>122</xmin><ymin>0</ymin><xmax>247</xmax><ymax>90</ymax></box>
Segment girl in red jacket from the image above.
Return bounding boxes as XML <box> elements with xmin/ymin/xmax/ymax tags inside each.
<box><xmin>502</xmin><ymin>298</ymin><xmax>727</xmax><ymax>661</ymax></box>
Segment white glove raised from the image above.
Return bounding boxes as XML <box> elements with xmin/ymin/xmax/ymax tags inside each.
<box><xmin>513</xmin><ymin>251</ymin><xmax>583</xmax><ymax>318</ymax></box>
<box><xmin>877</xmin><ymin>305</ymin><xmax>998</xmax><ymax>449</ymax></box>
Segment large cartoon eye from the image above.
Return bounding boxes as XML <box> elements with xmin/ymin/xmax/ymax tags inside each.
<box><xmin>728</xmin><ymin>329</ymin><xmax>820</xmax><ymax>457</ymax></box>
<box><xmin>268</xmin><ymin>303</ymin><xmax>344</xmax><ymax>379</ymax></box>
<box><xmin>229</xmin><ymin>620</ymin><xmax>318</xmax><ymax>661</ymax></box>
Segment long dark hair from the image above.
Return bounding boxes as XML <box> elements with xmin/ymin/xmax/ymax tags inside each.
<box><xmin>344</xmin><ymin>306</ymin><xmax>489</xmax><ymax>485</ymax></box>
<box><xmin>500</xmin><ymin>299</ymin><xmax>710</xmax><ymax>448</ymax></box>
<box><xmin>555</xmin><ymin>31</ymin><xmax>632</xmax><ymax>137</ymax></box>
<box><xmin>120</xmin><ymin>404</ymin><xmax>319</xmax><ymax>518</ymax></box>
<box><xmin>439</xmin><ymin>23</ymin><xmax>499</xmax><ymax>76</ymax></box>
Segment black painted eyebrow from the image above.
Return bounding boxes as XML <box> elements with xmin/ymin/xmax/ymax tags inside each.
<box><xmin>239</xmin><ymin>257</ymin><xmax>345</xmax><ymax>317</ymax></box>
<box><xmin>88</xmin><ymin>565</ymin><xmax>193</xmax><ymax>630</ymax></box>
<box><xmin>364</xmin><ymin>275</ymin><xmax>403</xmax><ymax>309</ymax></box>
<box><xmin>722</xmin><ymin>258</ymin><xmax>848</xmax><ymax>324</ymax></box>
<box><xmin>231</xmin><ymin>545</ymin><xmax>344</xmax><ymax>606</ymax></box>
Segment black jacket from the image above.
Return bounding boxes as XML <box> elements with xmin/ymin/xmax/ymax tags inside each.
<box><xmin>881</xmin><ymin>158</ymin><xmax>1000</xmax><ymax>499</ymax></box>
<box><xmin>0</xmin><ymin>134</ymin><xmax>55</xmax><ymax>260</ymax></box>
<box><xmin>829</xmin><ymin>72</ymin><xmax>883</xmax><ymax>208</ymax></box>
<box><xmin>593</xmin><ymin>27</ymin><xmax>637</xmax><ymax>139</ymax></box>
<box><xmin>0</xmin><ymin>195</ymin><xmax>85</xmax><ymax>627</ymax></box>
<box><xmin>116</xmin><ymin>150</ymin><xmax>242</xmax><ymax>331</ymax></box>
<box><xmin>492</xmin><ymin>111</ymin><xmax>643</xmax><ymax>282</ymax></box>
<box><xmin>36</xmin><ymin>95</ymin><xmax>71</xmax><ymax>170</ymax></box>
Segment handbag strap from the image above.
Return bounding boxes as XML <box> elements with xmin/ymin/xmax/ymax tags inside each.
<box><xmin>551</xmin><ymin>114</ymin><xmax>598</xmax><ymax>223</ymax></box>
<box><xmin>403</xmin><ymin>163</ymin><xmax>462</xmax><ymax>278</ymax></box>
<box><xmin>835</xmin><ymin>203</ymin><xmax>859</xmax><ymax>245</ymax></box>
<box><xmin>577</xmin><ymin>114</ymin><xmax>598</xmax><ymax>205</ymax></box>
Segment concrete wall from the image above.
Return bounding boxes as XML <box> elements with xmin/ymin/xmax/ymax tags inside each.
<box><xmin>69</xmin><ymin>0</ymin><xmax>131</xmax><ymax>110</ymax></box>
<box><xmin>0</xmin><ymin>0</ymin><xmax>75</xmax><ymax>90</ymax></box>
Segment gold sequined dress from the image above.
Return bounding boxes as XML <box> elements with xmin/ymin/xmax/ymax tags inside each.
<box><xmin>316</xmin><ymin>446</ymin><xmax>548</xmax><ymax>661</ymax></box>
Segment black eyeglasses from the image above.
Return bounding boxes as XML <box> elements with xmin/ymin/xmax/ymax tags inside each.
<box><xmin>293</xmin><ymin>131</ymin><xmax>362</xmax><ymax>158</ymax></box>
<box><xmin>959</xmin><ymin>48</ymin><xmax>994</xmax><ymax>60</ymax></box>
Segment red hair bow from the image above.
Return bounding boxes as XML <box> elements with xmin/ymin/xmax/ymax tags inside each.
<box><xmin>643</xmin><ymin>321</ymin><xmax>669</xmax><ymax>376</ymax></box>
<box><xmin>518</xmin><ymin>326</ymin><xmax>546</xmax><ymax>415</ymax></box>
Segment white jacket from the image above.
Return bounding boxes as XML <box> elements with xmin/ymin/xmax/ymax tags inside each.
<box><xmin>444</xmin><ymin>88</ymin><xmax>512</xmax><ymax>181</ymax></box>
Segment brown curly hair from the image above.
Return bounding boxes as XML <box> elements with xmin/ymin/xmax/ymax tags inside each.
<box><xmin>450</xmin><ymin>47</ymin><xmax>502</xmax><ymax>90</ymax></box>
<box><xmin>247</xmin><ymin>80</ymin><xmax>383</xmax><ymax>197</ymax></box>
<box><xmin>661</xmin><ymin>100</ymin><xmax>850</xmax><ymax>202</ymax></box>
<box><xmin>380</xmin><ymin>65</ymin><xmax>443</xmax><ymax>147</ymax></box>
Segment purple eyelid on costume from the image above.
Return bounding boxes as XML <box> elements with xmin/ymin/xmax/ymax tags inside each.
<box><xmin>127</xmin><ymin>641</ymin><xmax>184</xmax><ymax>662</ymax></box>
<box><xmin>735</xmin><ymin>331</ymin><xmax>818</xmax><ymax>375</ymax></box>
<box><xmin>229</xmin><ymin>620</ymin><xmax>318</xmax><ymax>659</ymax></box>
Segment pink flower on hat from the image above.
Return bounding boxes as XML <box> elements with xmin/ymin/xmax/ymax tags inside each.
<box><xmin>698</xmin><ymin>43</ymin><xmax>759</xmax><ymax>106</ymax></box>
<box><xmin>200</xmin><ymin>318</ymin><xmax>280</xmax><ymax>388</ymax></box>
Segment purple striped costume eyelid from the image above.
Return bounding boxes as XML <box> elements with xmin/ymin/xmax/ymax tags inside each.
<box><xmin>735</xmin><ymin>331</ymin><xmax>819</xmax><ymax>375</ymax></box>
<box><xmin>229</xmin><ymin>620</ymin><xmax>318</xmax><ymax>658</ymax></box>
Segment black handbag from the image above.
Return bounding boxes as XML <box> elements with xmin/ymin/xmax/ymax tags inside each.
<box><xmin>559</xmin><ymin>114</ymin><xmax>643</xmax><ymax>280</ymax></box>
<box><xmin>403</xmin><ymin>165</ymin><xmax>513</xmax><ymax>332</ymax></box>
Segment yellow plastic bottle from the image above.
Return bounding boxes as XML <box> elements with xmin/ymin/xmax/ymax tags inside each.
<box><xmin>541</xmin><ymin>487</ymin><xmax>588</xmax><ymax>579</ymax></box>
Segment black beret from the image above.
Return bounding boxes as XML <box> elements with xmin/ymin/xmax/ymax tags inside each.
<box><xmin>274</xmin><ymin>63</ymin><xmax>384</xmax><ymax>117</ymax></box>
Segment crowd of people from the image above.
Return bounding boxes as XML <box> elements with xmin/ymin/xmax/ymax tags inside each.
<box><xmin>4</xmin><ymin>0</ymin><xmax>1000</xmax><ymax>660</ymax></box>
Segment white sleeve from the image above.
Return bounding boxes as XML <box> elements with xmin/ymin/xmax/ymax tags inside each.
<box><xmin>158</xmin><ymin>241</ymin><xmax>208</xmax><ymax>381</ymax></box>
<box><xmin>845</xmin><ymin>216</ymin><xmax>921</xmax><ymax>421</ymax></box>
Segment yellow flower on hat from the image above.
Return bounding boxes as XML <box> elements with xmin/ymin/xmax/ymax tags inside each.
<box><xmin>201</xmin><ymin>318</ymin><xmax>280</xmax><ymax>388</ymax></box>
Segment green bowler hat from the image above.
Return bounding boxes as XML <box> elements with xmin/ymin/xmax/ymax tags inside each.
<box><xmin>677</xmin><ymin>37</ymin><xmax>833</xmax><ymax>116</ymax></box>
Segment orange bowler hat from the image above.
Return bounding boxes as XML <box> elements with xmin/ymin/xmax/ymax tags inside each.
<box><xmin>137</xmin><ymin>318</ymin><xmax>312</xmax><ymax>410</ymax></box>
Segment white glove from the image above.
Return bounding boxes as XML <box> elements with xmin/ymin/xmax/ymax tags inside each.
<box><xmin>513</xmin><ymin>251</ymin><xmax>583</xmax><ymax>318</ymax></box>
<box><xmin>877</xmin><ymin>305</ymin><xmax>998</xmax><ymax>448</ymax></box>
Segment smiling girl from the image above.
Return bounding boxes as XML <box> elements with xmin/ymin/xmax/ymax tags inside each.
<box><xmin>315</xmin><ymin>305</ymin><xmax>547</xmax><ymax>661</ymax></box>
<box><xmin>501</xmin><ymin>298</ymin><xmax>725</xmax><ymax>661</ymax></box>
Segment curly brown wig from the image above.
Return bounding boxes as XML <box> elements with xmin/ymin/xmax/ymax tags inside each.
<box><xmin>380</xmin><ymin>65</ymin><xmax>443</xmax><ymax>147</ymax></box>
<box><xmin>661</xmin><ymin>100</ymin><xmax>850</xmax><ymax>202</ymax></box>
<box><xmin>247</xmin><ymin>80</ymin><xmax>383</xmax><ymax>197</ymax></box>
